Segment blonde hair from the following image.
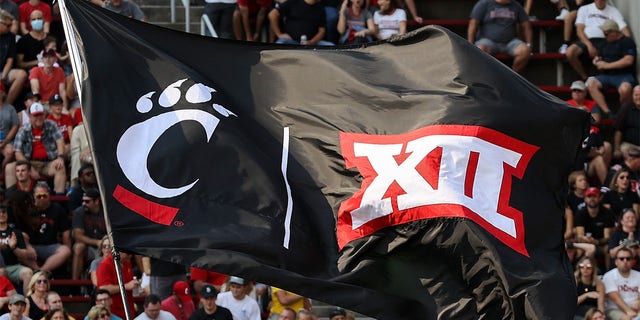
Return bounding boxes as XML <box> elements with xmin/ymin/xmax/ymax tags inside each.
<box><xmin>27</xmin><ymin>271</ymin><xmax>50</xmax><ymax>296</ymax></box>
<box><xmin>574</xmin><ymin>256</ymin><xmax>600</xmax><ymax>287</ymax></box>
<box><xmin>568</xmin><ymin>170</ymin><xmax>587</xmax><ymax>192</ymax></box>
<box><xmin>98</xmin><ymin>235</ymin><xmax>110</xmax><ymax>258</ymax></box>
<box><xmin>87</xmin><ymin>305</ymin><xmax>110</xmax><ymax>320</ymax></box>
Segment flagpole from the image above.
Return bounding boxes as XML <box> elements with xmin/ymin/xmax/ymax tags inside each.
<box><xmin>57</xmin><ymin>1</ymin><xmax>135</xmax><ymax>320</ymax></box>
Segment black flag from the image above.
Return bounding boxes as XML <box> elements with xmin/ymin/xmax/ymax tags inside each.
<box><xmin>60</xmin><ymin>0</ymin><xmax>584</xmax><ymax>318</ymax></box>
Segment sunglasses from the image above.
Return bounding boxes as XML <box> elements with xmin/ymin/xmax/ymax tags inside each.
<box><xmin>82</xmin><ymin>171</ymin><xmax>95</xmax><ymax>177</ymax></box>
<box><xmin>35</xmin><ymin>194</ymin><xmax>48</xmax><ymax>199</ymax></box>
<box><xmin>578</xmin><ymin>264</ymin><xmax>592</xmax><ymax>269</ymax></box>
<box><xmin>35</xmin><ymin>279</ymin><xmax>48</xmax><ymax>284</ymax></box>
<box><xmin>99</xmin><ymin>314</ymin><xmax>109</xmax><ymax>319</ymax></box>
<box><xmin>101</xmin><ymin>244</ymin><xmax>110</xmax><ymax>249</ymax></box>
<box><xmin>618</xmin><ymin>257</ymin><xmax>633</xmax><ymax>261</ymax></box>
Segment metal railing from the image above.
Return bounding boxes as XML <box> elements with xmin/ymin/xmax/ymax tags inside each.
<box><xmin>200</xmin><ymin>13</ymin><xmax>218</xmax><ymax>37</ymax></box>
<box><xmin>170</xmin><ymin>0</ymin><xmax>190</xmax><ymax>33</ymax></box>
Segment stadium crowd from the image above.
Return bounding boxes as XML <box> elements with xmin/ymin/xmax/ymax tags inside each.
<box><xmin>0</xmin><ymin>0</ymin><xmax>631</xmax><ymax>319</ymax></box>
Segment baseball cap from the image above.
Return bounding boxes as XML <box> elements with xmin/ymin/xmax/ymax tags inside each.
<box><xmin>10</xmin><ymin>294</ymin><xmax>26</xmax><ymax>305</ymax></box>
<box><xmin>628</xmin><ymin>148</ymin><xmax>640</xmax><ymax>158</ymax></box>
<box><xmin>24</xmin><ymin>91</ymin><xmax>41</xmax><ymax>101</ymax></box>
<box><xmin>228</xmin><ymin>276</ymin><xmax>245</xmax><ymax>286</ymax></box>
<box><xmin>570</xmin><ymin>80</ymin><xmax>586</xmax><ymax>91</ymax></box>
<box><xmin>42</xmin><ymin>48</ymin><xmax>57</xmax><ymax>57</ymax></box>
<box><xmin>49</xmin><ymin>94</ymin><xmax>63</xmax><ymax>105</ymax></box>
<box><xmin>30</xmin><ymin>102</ymin><xmax>45</xmax><ymax>116</ymax></box>
<box><xmin>599</xmin><ymin>19</ymin><xmax>620</xmax><ymax>33</ymax></box>
<box><xmin>200</xmin><ymin>284</ymin><xmax>217</xmax><ymax>298</ymax></box>
<box><xmin>172</xmin><ymin>281</ymin><xmax>191</xmax><ymax>302</ymax></box>
<box><xmin>585</xmin><ymin>187</ymin><xmax>600</xmax><ymax>197</ymax></box>
<box><xmin>329</xmin><ymin>308</ymin><xmax>347</xmax><ymax>319</ymax></box>
<box><xmin>83</xmin><ymin>188</ymin><xmax>100</xmax><ymax>200</ymax></box>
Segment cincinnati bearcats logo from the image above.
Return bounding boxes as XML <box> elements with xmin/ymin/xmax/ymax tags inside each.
<box><xmin>337</xmin><ymin>125</ymin><xmax>539</xmax><ymax>256</ymax></box>
<box><xmin>113</xmin><ymin>79</ymin><xmax>236</xmax><ymax>225</ymax></box>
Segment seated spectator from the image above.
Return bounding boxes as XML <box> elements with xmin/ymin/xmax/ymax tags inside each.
<box><xmin>28</xmin><ymin>182</ymin><xmax>71</xmax><ymax>273</ymax></box>
<box><xmin>89</xmin><ymin>236</ymin><xmax>110</xmax><ymax>287</ymax></box>
<box><xmin>232</xmin><ymin>0</ymin><xmax>271</xmax><ymax>42</ymax></box>
<box><xmin>575</xmin><ymin>256</ymin><xmax>605</xmax><ymax>319</ymax></box>
<box><xmin>467</xmin><ymin>0</ymin><xmax>532</xmax><ymax>74</ymax></box>
<box><xmin>268</xmin><ymin>0</ymin><xmax>333</xmax><ymax>45</ymax></box>
<box><xmin>603</xmin><ymin>169</ymin><xmax>640</xmax><ymax>218</ymax></box>
<box><xmin>29</xmin><ymin>49</ymin><xmax>66</xmax><ymax>109</ymax></box>
<box><xmin>336</xmin><ymin>0</ymin><xmax>374</xmax><ymax>44</ymax></box>
<box><xmin>585</xmin><ymin>308</ymin><xmax>606</xmax><ymax>320</ymax></box>
<box><xmin>97</xmin><ymin>251</ymin><xmax>138</xmax><ymax>319</ymax></box>
<box><xmin>5</xmin><ymin>160</ymin><xmax>36</xmax><ymax>199</ymax></box>
<box><xmin>67</xmin><ymin>164</ymin><xmax>96</xmax><ymax>211</ymax></box>
<box><xmin>86</xmin><ymin>305</ymin><xmax>112</xmax><ymax>320</ymax></box>
<box><xmin>576</xmin><ymin>123</ymin><xmax>609</xmax><ymax>186</ymax></box>
<box><xmin>603</xmin><ymin>247</ymin><xmax>640</xmax><ymax>319</ymax></box>
<box><xmin>575</xmin><ymin>186</ymin><xmax>615</xmax><ymax>269</ymax></box>
<box><xmin>608</xmin><ymin>208</ymin><xmax>640</xmax><ymax>265</ymax></box>
<box><xmin>43</xmin><ymin>292</ymin><xmax>75</xmax><ymax>320</ymax></box>
<box><xmin>161</xmin><ymin>281</ymin><xmax>195</xmax><ymax>320</ymax></box>
<box><xmin>605</xmin><ymin>148</ymin><xmax>640</xmax><ymax>196</ymax></box>
<box><xmin>84</xmin><ymin>289</ymin><xmax>122</xmax><ymax>320</ymax></box>
<box><xmin>26</xmin><ymin>271</ymin><xmax>50</xmax><ymax>320</ymax></box>
<box><xmin>557</xmin><ymin>0</ymin><xmax>595</xmax><ymax>54</ymax></box>
<box><xmin>296</xmin><ymin>310</ymin><xmax>316</xmax><ymax>320</ymax></box>
<box><xmin>134</xmin><ymin>294</ymin><xmax>175</xmax><ymax>320</ymax></box>
<box><xmin>71</xmin><ymin>188</ymin><xmax>106</xmax><ymax>280</ymax></box>
<box><xmin>0</xmin><ymin>10</ymin><xmax>27</xmax><ymax>106</ymax></box>
<box><xmin>43</xmin><ymin>308</ymin><xmax>72</xmax><ymax>320</ymax></box>
<box><xmin>567</xmin><ymin>170</ymin><xmax>589</xmax><ymax>215</ymax></box>
<box><xmin>0</xmin><ymin>0</ymin><xmax>19</xmax><ymax>34</ymax></box>
<box><xmin>0</xmin><ymin>82</ymin><xmax>20</xmax><ymax>172</ymax></box>
<box><xmin>104</xmin><ymin>0</ymin><xmax>146</xmax><ymax>21</ymax></box>
<box><xmin>565</xmin><ymin>0</ymin><xmax>629</xmax><ymax>84</ymax></box>
<box><xmin>45</xmin><ymin>95</ymin><xmax>72</xmax><ymax>156</ymax></box>
<box><xmin>585</xmin><ymin>19</ymin><xmax>637</xmax><ymax>119</ymax></box>
<box><xmin>11</xmin><ymin>102</ymin><xmax>67</xmax><ymax>194</ymax></box>
<box><xmin>18</xmin><ymin>0</ymin><xmax>50</xmax><ymax>35</ymax></box>
<box><xmin>216</xmin><ymin>277</ymin><xmax>261</xmax><ymax>320</ymax></box>
<box><xmin>0</xmin><ymin>294</ymin><xmax>29</xmax><ymax>320</ymax></box>
<box><xmin>16</xmin><ymin>11</ymin><xmax>46</xmax><ymax>71</ymax></box>
<box><xmin>190</xmin><ymin>285</ymin><xmax>232</xmax><ymax>320</ymax></box>
<box><xmin>276</xmin><ymin>308</ymin><xmax>295</xmax><ymax>320</ymax></box>
<box><xmin>614</xmin><ymin>86</ymin><xmax>640</xmax><ymax>160</ymax></box>
<box><xmin>372</xmin><ymin>0</ymin><xmax>405</xmax><ymax>41</ymax></box>
<box><xmin>328</xmin><ymin>308</ymin><xmax>346</xmax><ymax>320</ymax></box>
<box><xmin>18</xmin><ymin>92</ymin><xmax>40</xmax><ymax>128</ymax></box>
<box><xmin>269</xmin><ymin>287</ymin><xmax>309</xmax><ymax>320</ymax></box>
<box><xmin>70</xmin><ymin>117</ymin><xmax>92</xmax><ymax>189</ymax></box>
<box><xmin>567</xmin><ymin>80</ymin><xmax>602</xmax><ymax>123</ymax></box>
<box><xmin>0</xmin><ymin>202</ymin><xmax>33</xmax><ymax>294</ymax></box>
<box><xmin>0</xmin><ymin>274</ymin><xmax>16</xmax><ymax>310</ymax></box>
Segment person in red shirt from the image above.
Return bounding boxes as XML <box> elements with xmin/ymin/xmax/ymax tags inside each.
<box><xmin>29</xmin><ymin>49</ymin><xmax>66</xmax><ymax>109</ymax></box>
<box><xmin>566</xmin><ymin>80</ymin><xmax>603</xmax><ymax>124</ymax></box>
<box><xmin>97</xmin><ymin>251</ymin><xmax>139</xmax><ymax>320</ymax></box>
<box><xmin>233</xmin><ymin>0</ymin><xmax>272</xmax><ymax>41</ymax></box>
<box><xmin>45</xmin><ymin>94</ymin><xmax>72</xmax><ymax>155</ymax></box>
<box><xmin>160</xmin><ymin>281</ymin><xmax>194</xmax><ymax>320</ymax></box>
<box><xmin>18</xmin><ymin>0</ymin><xmax>51</xmax><ymax>35</ymax></box>
<box><xmin>189</xmin><ymin>267</ymin><xmax>227</xmax><ymax>298</ymax></box>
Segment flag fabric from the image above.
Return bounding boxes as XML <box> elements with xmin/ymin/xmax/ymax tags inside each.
<box><xmin>60</xmin><ymin>0</ymin><xmax>586</xmax><ymax>318</ymax></box>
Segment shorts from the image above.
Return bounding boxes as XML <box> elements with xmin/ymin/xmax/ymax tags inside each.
<box><xmin>589</xmin><ymin>73</ymin><xmax>637</xmax><ymax>90</ymax></box>
<box><xmin>6</xmin><ymin>264</ymin><xmax>29</xmax><ymax>285</ymax></box>
<box><xmin>475</xmin><ymin>38</ymin><xmax>524</xmax><ymax>55</ymax></box>
<box><xmin>573</xmin><ymin>38</ymin><xmax>606</xmax><ymax>60</ymax></box>
<box><xmin>34</xmin><ymin>243</ymin><xmax>63</xmax><ymax>261</ymax></box>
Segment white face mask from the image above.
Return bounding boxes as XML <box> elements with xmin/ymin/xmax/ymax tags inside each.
<box><xmin>31</xmin><ymin>19</ymin><xmax>44</xmax><ymax>31</ymax></box>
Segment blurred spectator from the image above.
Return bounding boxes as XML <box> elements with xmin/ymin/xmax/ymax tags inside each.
<box><xmin>88</xmin><ymin>236</ymin><xmax>110</xmax><ymax>287</ymax></box>
<box><xmin>43</xmin><ymin>308</ymin><xmax>72</xmax><ymax>320</ymax></box>
<box><xmin>203</xmin><ymin>0</ymin><xmax>236</xmax><ymax>39</ymax></box>
<box><xmin>189</xmin><ymin>285</ymin><xmax>232</xmax><ymax>320</ymax></box>
<box><xmin>566</xmin><ymin>0</ymin><xmax>629</xmax><ymax>83</ymax></box>
<box><xmin>468</xmin><ymin>0</ymin><xmax>532</xmax><ymax>74</ymax></box>
<box><xmin>69</xmin><ymin>111</ymin><xmax>90</xmax><ymax>188</ymax></box>
<box><xmin>296</xmin><ymin>310</ymin><xmax>316</xmax><ymax>320</ymax></box>
<box><xmin>0</xmin><ymin>82</ymin><xmax>19</xmax><ymax>172</ymax></box>
<box><xmin>402</xmin><ymin>0</ymin><xmax>421</xmax><ymax>23</ymax></box>
<box><xmin>584</xmin><ymin>308</ymin><xmax>606</xmax><ymax>320</ymax></box>
<box><xmin>521</xmin><ymin>0</ymin><xmax>571</xmax><ymax>20</ymax></box>
<box><xmin>11</xmin><ymin>102</ymin><xmax>67</xmax><ymax>194</ymax></box>
<box><xmin>0</xmin><ymin>202</ymin><xmax>33</xmax><ymax>294</ymax></box>
<box><xmin>216</xmin><ymin>277</ymin><xmax>260</xmax><ymax>320</ymax></box>
<box><xmin>28</xmin><ymin>182</ymin><xmax>71</xmax><ymax>273</ymax></box>
<box><xmin>603</xmin><ymin>247</ymin><xmax>640</xmax><ymax>319</ymax></box>
<box><xmin>575</xmin><ymin>186</ymin><xmax>615</xmax><ymax>269</ymax></box>
<box><xmin>613</xmin><ymin>86</ymin><xmax>640</xmax><ymax>161</ymax></box>
<box><xmin>18</xmin><ymin>0</ymin><xmax>50</xmax><ymax>35</ymax></box>
<box><xmin>277</xmin><ymin>308</ymin><xmax>295</xmax><ymax>320</ymax></box>
<box><xmin>0</xmin><ymin>0</ymin><xmax>19</xmax><ymax>34</ymax></box>
<box><xmin>336</xmin><ymin>0</ymin><xmax>374</xmax><ymax>44</ymax></box>
<box><xmin>268</xmin><ymin>0</ymin><xmax>333</xmax><ymax>45</ymax></box>
<box><xmin>586</xmin><ymin>19</ymin><xmax>636</xmax><ymax>119</ymax></box>
<box><xmin>557</xmin><ymin>0</ymin><xmax>594</xmax><ymax>54</ymax></box>
<box><xmin>372</xmin><ymin>0</ymin><xmax>405</xmax><ymax>40</ymax></box>
<box><xmin>104</xmin><ymin>0</ymin><xmax>146</xmax><ymax>21</ymax></box>
<box><xmin>29</xmin><ymin>49</ymin><xmax>67</xmax><ymax>109</ymax></box>
<box><xmin>189</xmin><ymin>267</ymin><xmax>227</xmax><ymax>294</ymax></box>
<box><xmin>567</xmin><ymin>170</ymin><xmax>589</xmax><ymax>215</ymax></box>
<box><xmin>328</xmin><ymin>308</ymin><xmax>346</xmax><ymax>320</ymax></box>
<box><xmin>134</xmin><ymin>294</ymin><xmax>175</xmax><ymax>320</ymax></box>
<box><xmin>45</xmin><ymin>94</ymin><xmax>71</xmax><ymax>157</ymax></box>
<box><xmin>232</xmin><ymin>0</ymin><xmax>271</xmax><ymax>41</ymax></box>
<box><xmin>0</xmin><ymin>274</ymin><xmax>16</xmax><ymax>310</ymax></box>
<box><xmin>97</xmin><ymin>251</ymin><xmax>138</xmax><ymax>319</ymax></box>
<box><xmin>18</xmin><ymin>92</ymin><xmax>39</xmax><ymax>128</ymax></box>
<box><xmin>5</xmin><ymin>160</ymin><xmax>36</xmax><ymax>199</ymax></box>
<box><xmin>567</xmin><ymin>80</ymin><xmax>602</xmax><ymax>123</ymax></box>
<box><xmin>68</xmin><ymin>164</ymin><xmax>96</xmax><ymax>211</ymax></box>
<box><xmin>603</xmin><ymin>169</ymin><xmax>640</xmax><ymax>219</ymax></box>
<box><xmin>83</xmin><ymin>289</ymin><xmax>122</xmax><ymax>320</ymax></box>
<box><xmin>44</xmin><ymin>292</ymin><xmax>75</xmax><ymax>320</ymax></box>
<box><xmin>577</xmin><ymin>124</ymin><xmax>609</xmax><ymax>186</ymax></box>
<box><xmin>323</xmin><ymin>0</ymin><xmax>340</xmax><ymax>44</ymax></box>
<box><xmin>269</xmin><ymin>287</ymin><xmax>308</xmax><ymax>320</ymax></box>
<box><xmin>575</xmin><ymin>256</ymin><xmax>605</xmax><ymax>319</ymax></box>
<box><xmin>0</xmin><ymin>10</ymin><xmax>26</xmax><ymax>106</ymax></box>
<box><xmin>161</xmin><ymin>281</ymin><xmax>195</xmax><ymax>320</ymax></box>
<box><xmin>71</xmin><ymin>188</ymin><xmax>106</xmax><ymax>280</ymax></box>
<box><xmin>26</xmin><ymin>271</ymin><xmax>50</xmax><ymax>320</ymax></box>
<box><xmin>16</xmin><ymin>11</ymin><xmax>46</xmax><ymax>71</ymax></box>
<box><xmin>608</xmin><ymin>208</ymin><xmax>639</xmax><ymax>266</ymax></box>
<box><xmin>1</xmin><ymin>294</ymin><xmax>28</xmax><ymax>320</ymax></box>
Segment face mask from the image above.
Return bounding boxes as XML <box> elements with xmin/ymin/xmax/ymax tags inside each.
<box><xmin>31</xmin><ymin>19</ymin><xmax>43</xmax><ymax>31</ymax></box>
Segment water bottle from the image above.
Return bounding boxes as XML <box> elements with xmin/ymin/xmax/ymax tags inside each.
<box><xmin>132</xmin><ymin>276</ymin><xmax>140</xmax><ymax>297</ymax></box>
<box><xmin>300</xmin><ymin>35</ymin><xmax>307</xmax><ymax>44</ymax></box>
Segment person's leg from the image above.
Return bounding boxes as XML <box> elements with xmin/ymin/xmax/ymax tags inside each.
<box><xmin>44</xmin><ymin>160</ymin><xmax>67</xmax><ymax>194</ymax></box>
<box><xmin>1</xmin><ymin>144</ymin><xmax>14</xmax><ymax>172</ymax></box>
<box><xmin>618</xmin><ymin>81</ymin><xmax>633</xmax><ymax>105</ymax></box>
<box><xmin>39</xmin><ymin>244</ymin><xmax>71</xmax><ymax>272</ymax></box>
<box><xmin>4</xmin><ymin>161</ymin><xmax>15</xmax><ymax>189</ymax></box>
<box><xmin>6</xmin><ymin>69</ymin><xmax>26</xmax><ymax>105</ymax></box>
<box><xmin>217</xmin><ymin>3</ymin><xmax>237</xmax><ymax>39</ymax></box>
<box><xmin>474</xmin><ymin>38</ymin><xmax>496</xmax><ymax>54</ymax></box>
<box><xmin>324</xmin><ymin>6</ymin><xmax>339</xmax><ymax>44</ymax></box>
<box><xmin>508</xmin><ymin>39</ymin><xmax>531</xmax><ymax>73</ymax></box>
<box><xmin>566</xmin><ymin>42</ymin><xmax>587</xmax><ymax>80</ymax></box>
<box><xmin>587</xmin><ymin>77</ymin><xmax>610</xmax><ymax>113</ymax></box>
<box><xmin>72</xmin><ymin>242</ymin><xmax>87</xmax><ymax>280</ymax></box>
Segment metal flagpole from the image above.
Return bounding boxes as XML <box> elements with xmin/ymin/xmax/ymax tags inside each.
<box><xmin>57</xmin><ymin>1</ymin><xmax>135</xmax><ymax>319</ymax></box>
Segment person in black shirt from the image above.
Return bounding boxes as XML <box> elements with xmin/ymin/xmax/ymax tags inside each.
<box><xmin>189</xmin><ymin>285</ymin><xmax>232</xmax><ymax>320</ymax></box>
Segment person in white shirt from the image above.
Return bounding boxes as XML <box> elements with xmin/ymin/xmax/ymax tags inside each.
<box><xmin>133</xmin><ymin>295</ymin><xmax>176</xmax><ymax>320</ymax></box>
<box><xmin>216</xmin><ymin>277</ymin><xmax>261</xmax><ymax>320</ymax></box>
<box><xmin>0</xmin><ymin>295</ymin><xmax>31</xmax><ymax>320</ymax></box>
<box><xmin>603</xmin><ymin>247</ymin><xmax>640</xmax><ymax>320</ymax></box>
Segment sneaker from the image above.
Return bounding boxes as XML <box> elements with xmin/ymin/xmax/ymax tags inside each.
<box><xmin>555</xmin><ymin>8</ymin><xmax>569</xmax><ymax>20</ymax></box>
<box><xmin>559</xmin><ymin>43</ymin><xmax>568</xmax><ymax>54</ymax></box>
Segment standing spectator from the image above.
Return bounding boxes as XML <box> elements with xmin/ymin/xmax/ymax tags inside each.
<box><xmin>565</xmin><ymin>0</ymin><xmax>629</xmax><ymax>84</ymax></box>
<box><xmin>134</xmin><ymin>295</ymin><xmax>175</xmax><ymax>320</ymax></box>
<box><xmin>0</xmin><ymin>82</ymin><xmax>20</xmax><ymax>172</ymax></box>
<box><xmin>27</xmin><ymin>182</ymin><xmax>71</xmax><ymax>273</ymax></box>
<box><xmin>0</xmin><ymin>294</ymin><xmax>29</xmax><ymax>320</ymax></box>
<box><xmin>16</xmin><ymin>11</ymin><xmax>46</xmax><ymax>71</ymax></box>
<box><xmin>11</xmin><ymin>103</ymin><xmax>66</xmax><ymax>195</ymax></box>
<box><xmin>575</xmin><ymin>256</ymin><xmax>605</xmax><ymax>320</ymax></box>
<box><xmin>189</xmin><ymin>285</ymin><xmax>232</xmax><ymax>320</ymax></box>
<box><xmin>161</xmin><ymin>281</ymin><xmax>195</xmax><ymax>320</ymax></box>
<box><xmin>17</xmin><ymin>0</ymin><xmax>50</xmax><ymax>35</ymax></box>
<box><xmin>336</xmin><ymin>0</ymin><xmax>374</xmax><ymax>44</ymax></box>
<box><xmin>603</xmin><ymin>169</ymin><xmax>640</xmax><ymax>219</ymax></box>
<box><xmin>0</xmin><ymin>10</ymin><xmax>26</xmax><ymax>106</ymax></box>
<box><xmin>232</xmin><ymin>0</ymin><xmax>271</xmax><ymax>41</ymax></box>
<box><xmin>45</xmin><ymin>95</ymin><xmax>72</xmax><ymax>157</ymax></box>
<box><xmin>216</xmin><ymin>277</ymin><xmax>261</xmax><ymax>320</ymax></box>
<box><xmin>71</xmin><ymin>188</ymin><xmax>106</xmax><ymax>280</ymax></box>
<box><xmin>203</xmin><ymin>0</ymin><xmax>236</xmax><ymax>39</ymax></box>
<box><xmin>586</xmin><ymin>19</ymin><xmax>636</xmax><ymax>119</ymax></box>
<box><xmin>97</xmin><ymin>251</ymin><xmax>138</xmax><ymax>319</ymax></box>
<box><xmin>372</xmin><ymin>0</ymin><xmax>405</xmax><ymax>40</ymax></box>
<box><xmin>268</xmin><ymin>0</ymin><xmax>333</xmax><ymax>45</ymax></box>
<box><xmin>613</xmin><ymin>86</ymin><xmax>640</xmax><ymax>161</ymax></box>
<box><xmin>5</xmin><ymin>160</ymin><xmax>36</xmax><ymax>199</ymax></box>
<box><xmin>104</xmin><ymin>0</ymin><xmax>146</xmax><ymax>21</ymax></box>
<box><xmin>467</xmin><ymin>0</ymin><xmax>532</xmax><ymax>74</ymax></box>
<box><xmin>603</xmin><ymin>247</ymin><xmax>640</xmax><ymax>319</ymax></box>
<box><xmin>25</xmin><ymin>271</ymin><xmax>50</xmax><ymax>320</ymax></box>
<box><xmin>28</xmin><ymin>49</ymin><xmax>66</xmax><ymax>109</ymax></box>
<box><xmin>575</xmin><ymin>186</ymin><xmax>615</xmax><ymax>269</ymax></box>
<box><xmin>0</xmin><ymin>202</ymin><xmax>33</xmax><ymax>294</ymax></box>
<box><xmin>83</xmin><ymin>289</ymin><xmax>122</xmax><ymax>320</ymax></box>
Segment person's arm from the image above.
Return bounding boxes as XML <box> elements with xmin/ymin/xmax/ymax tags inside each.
<box><xmin>14</xmin><ymin>150</ymin><xmax>26</xmax><ymax>161</ymax></box>
<box><xmin>398</xmin><ymin>20</ymin><xmax>406</xmax><ymax>35</ymax></box>
<box><xmin>521</xmin><ymin>20</ymin><xmax>533</xmax><ymax>45</ymax></box>
<box><xmin>2</xmin><ymin>125</ymin><xmax>17</xmax><ymax>148</ymax></box>
<box><xmin>601</xmin><ymin>227</ymin><xmax>612</xmax><ymax>245</ymax></box>
<box><xmin>61</xmin><ymin>229</ymin><xmax>72</xmax><ymax>247</ymax></box>
<box><xmin>274</xmin><ymin>290</ymin><xmax>303</xmax><ymax>306</ymax></box>
<box><xmin>594</xmin><ymin>54</ymin><xmax>635</xmax><ymax>71</ymax></box>
<box><xmin>308</xmin><ymin>26</ymin><xmax>326</xmax><ymax>45</ymax></box>
<box><xmin>253</xmin><ymin>6</ymin><xmax>268</xmax><ymax>41</ymax></box>
<box><xmin>608</xmin><ymin>290</ymin><xmax>637</xmax><ymax>316</ymax></box>
<box><xmin>575</xmin><ymin>226</ymin><xmax>587</xmax><ymax>242</ymax></box>
<box><xmin>575</xmin><ymin>24</ymin><xmax>597</xmax><ymax>57</ymax></box>
<box><xmin>30</xmin><ymin>78</ymin><xmax>40</xmax><ymax>95</ymax></box>
<box><xmin>1</xmin><ymin>58</ymin><xmax>13</xmax><ymax>82</ymax></box>
<box><xmin>524</xmin><ymin>0</ymin><xmax>533</xmax><ymax>15</ymax></box>
<box><xmin>44</xmin><ymin>21</ymin><xmax>50</xmax><ymax>34</ymax></box>
<box><xmin>621</xmin><ymin>26</ymin><xmax>631</xmax><ymax>38</ymax></box>
<box><xmin>59</xmin><ymin>82</ymin><xmax>67</xmax><ymax>109</ymax></box>
<box><xmin>73</xmin><ymin>228</ymin><xmax>100</xmax><ymax>247</ymax></box>
<box><xmin>19</xmin><ymin>22</ymin><xmax>28</xmax><ymax>36</ymax></box>
<box><xmin>614</xmin><ymin>130</ymin><xmax>623</xmax><ymax>158</ymax></box>
<box><xmin>403</xmin><ymin>0</ymin><xmax>421</xmax><ymax>24</ymax></box>
<box><xmin>467</xmin><ymin>19</ymin><xmax>478</xmax><ymax>44</ymax></box>
<box><xmin>597</xmin><ymin>281</ymin><xmax>605</xmax><ymax>313</ymax></box>
<box><xmin>268</xmin><ymin>8</ymin><xmax>288</xmax><ymax>39</ymax></box>
<box><xmin>564</xmin><ymin>207</ymin><xmax>574</xmax><ymax>240</ymax></box>
<box><xmin>337</xmin><ymin>0</ymin><xmax>348</xmax><ymax>35</ymax></box>
<box><xmin>16</xmin><ymin>53</ymin><xmax>37</xmax><ymax>70</ymax></box>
